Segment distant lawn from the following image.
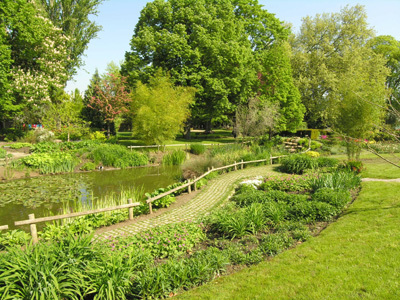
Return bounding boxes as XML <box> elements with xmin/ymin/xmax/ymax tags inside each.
<box><xmin>177</xmin><ymin>181</ymin><xmax>400</xmax><ymax>299</ymax></box>
<box><xmin>331</xmin><ymin>152</ymin><xmax>400</xmax><ymax>179</ymax></box>
<box><xmin>117</xmin><ymin>130</ymin><xmax>237</xmax><ymax>148</ymax></box>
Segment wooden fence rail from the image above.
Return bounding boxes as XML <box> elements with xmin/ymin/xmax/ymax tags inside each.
<box><xmin>127</xmin><ymin>143</ymin><xmax>235</xmax><ymax>151</ymax></box>
<box><xmin>11</xmin><ymin>139</ymin><xmax>310</xmax><ymax>244</ymax></box>
<box><xmin>0</xmin><ymin>225</ymin><xmax>8</xmax><ymax>231</ymax></box>
<box><xmin>14</xmin><ymin>200</ymin><xmax>141</xmax><ymax>244</ymax></box>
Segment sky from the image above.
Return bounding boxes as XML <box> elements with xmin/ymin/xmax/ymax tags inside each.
<box><xmin>65</xmin><ymin>0</ymin><xmax>400</xmax><ymax>93</ymax></box>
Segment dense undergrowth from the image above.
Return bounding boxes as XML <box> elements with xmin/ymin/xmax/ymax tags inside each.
<box><xmin>0</xmin><ymin>159</ymin><xmax>361</xmax><ymax>299</ymax></box>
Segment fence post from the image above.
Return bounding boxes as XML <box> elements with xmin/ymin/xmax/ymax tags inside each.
<box><xmin>188</xmin><ymin>180</ymin><xmax>192</xmax><ymax>194</ymax></box>
<box><xmin>148</xmin><ymin>196</ymin><xmax>153</xmax><ymax>214</ymax></box>
<box><xmin>157</xmin><ymin>145</ymin><xmax>160</xmax><ymax>152</ymax></box>
<box><xmin>241</xmin><ymin>160</ymin><xmax>244</xmax><ymax>170</ymax></box>
<box><xmin>194</xmin><ymin>177</ymin><xmax>197</xmax><ymax>191</ymax></box>
<box><xmin>234</xmin><ymin>161</ymin><xmax>237</xmax><ymax>171</ymax></box>
<box><xmin>29</xmin><ymin>214</ymin><xmax>38</xmax><ymax>245</ymax></box>
<box><xmin>270</xmin><ymin>154</ymin><xmax>273</xmax><ymax>165</ymax></box>
<box><xmin>128</xmin><ymin>199</ymin><xmax>134</xmax><ymax>220</ymax></box>
<box><xmin>163</xmin><ymin>145</ymin><xmax>166</xmax><ymax>152</ymax></box>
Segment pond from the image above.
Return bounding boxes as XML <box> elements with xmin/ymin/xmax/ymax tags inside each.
<box><xmin>0</xmin><ymin>166</ymin><xmax>182</xmax><ymax>231</ymax></box>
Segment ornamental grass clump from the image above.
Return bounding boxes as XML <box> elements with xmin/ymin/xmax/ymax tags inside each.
<box><xmin>279</xmin><ymin>154</ymin><xmax>317</xmax><ymax>174</ymax></box>
<box><xmin>162</xmin><ymin>149</ymin><xmax>186</xmax><ymax>166</ymax></box>
<box><xmin>89</xmin><ymin>144</ymin><xmax>148</xmax><ymax>168</ymax></box>
<box><xmin>190</xmin><ymin>143</ymin><xmax>207</xmax><ymax>155</ymax></box>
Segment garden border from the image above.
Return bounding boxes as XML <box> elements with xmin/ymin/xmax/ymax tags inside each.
<box><xmin>9</xmin><ymin>140</ymin><xmax>310</xmax><ymax>244</ymax></box>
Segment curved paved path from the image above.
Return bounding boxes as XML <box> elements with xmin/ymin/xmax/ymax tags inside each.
<box><xmin>97</xmin><ymin>165</ymin><xmax>277</xmax><ymax>238</ymax></box>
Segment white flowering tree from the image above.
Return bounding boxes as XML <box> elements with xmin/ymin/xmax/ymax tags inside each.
<box><xmin>1</xmin><ymin>0</ymin><xmax>70</xmax><ymax>124</ymax></box>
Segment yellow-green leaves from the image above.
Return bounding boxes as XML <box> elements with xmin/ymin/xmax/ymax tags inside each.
<box><xmin>131</xmin><ymin>70</ymin><xmax>196</xmax><ymax>145</ymax></box>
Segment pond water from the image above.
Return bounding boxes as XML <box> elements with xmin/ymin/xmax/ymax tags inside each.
<box><xmin>0</xmin><ymin>166</ymin><xmax>182</xmax><ymax>231</ymax></box>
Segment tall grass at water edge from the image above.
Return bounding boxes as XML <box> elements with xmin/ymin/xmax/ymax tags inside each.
<box><xmin>89</xmin><ymin>144</ymin><xmax>148</xmax><ymax>168</ymax></box>
<box><xmin>162</xmin><ymin>150</ymin><xmax>187</xmax><ymax>166</ymax></box>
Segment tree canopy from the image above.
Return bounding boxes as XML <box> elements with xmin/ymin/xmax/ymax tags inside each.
<box><xmin>130</xmin><ymin>70</ymin><xmax>195</xmax><ymax>145</ymax></box>
<box><xmin>37</xmin><ymin>0</ymin><xmax>103</xmax><ymax>77</ymax></box>
<box><xmin>122</xmin><ymin>0</ymin><xmax>303</xmax><ymax>132</ymax></box>
<box><xmin>291</xmin><ymin>5</ymin><xmax>389</xmax><ymax>132</ymax></box>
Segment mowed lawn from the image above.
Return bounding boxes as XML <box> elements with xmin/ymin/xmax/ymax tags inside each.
<box><xmin>177</xmin><ymin>158</ymin><xmax>400</xmax><ymax>299</ymax></box>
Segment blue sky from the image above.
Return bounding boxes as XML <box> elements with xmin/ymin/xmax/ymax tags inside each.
<box><xmin>65</xmin><ymin>0</ymin><xmax>400</xmax><ymax>93</ymax></box>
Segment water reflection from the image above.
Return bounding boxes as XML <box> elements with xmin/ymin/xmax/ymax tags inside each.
<box><xmin>0</xmin><ymin>165</ymin><xmax>182</xmax><ymax>230</ymax></box>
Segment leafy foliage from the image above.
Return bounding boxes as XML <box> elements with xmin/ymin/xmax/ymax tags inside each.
<box><xmin>89</xmin><ymin>144</ymin><xmax>148</xmax><ymax>168</ymax></box>
<box><xmin>162</xmin><ymin>150</ymin><xmax>187</xmax><ymax>166</ymax></box>
<box><xmin>190</xmin><ymin>143</ymin><xmax>207</xmax><ymax>155</ymax></box>
<box><xmin>122</xmin><ymin>0</ymin><xmax>301</xmax><ymax>130</ymax></box>
<box><xmin>131</xmin><ymin>71</ymin><xmax>195</xmax><ymax>144</ymax></box>
<box><xmin>20</xmin><ymin>152</ymin><xmax>79</xmax><ymax>174</ymax></box>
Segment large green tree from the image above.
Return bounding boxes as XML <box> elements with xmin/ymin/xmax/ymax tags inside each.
<box><xmin>1</xmin><ymin>0</ymin><xmax>70</xmax><ymax>125</ymax></box>
<box><xmin>37</xmin><ymin>0</ymin><xmax>103</xmax><ymax>77</ymax></box>
<box><xmin>122</xmin><ymin>0</ymin><xmax>303</xmax><ymax>133</ymax></box>
<box><xmin>291</xmin><ymin>5</ymin><xmax>389</xmax><ymax>158</ymax></box>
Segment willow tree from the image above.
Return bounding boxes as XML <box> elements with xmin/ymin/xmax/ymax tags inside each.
<box><xmin>291</xmin><ymin>5</ymin><xmax>389</xmax><ymax>159</ymax></box>
<box><xmin>122</xmin><ymin>0</ymin><xmax>303</xmax><ymax>134</ymax></box>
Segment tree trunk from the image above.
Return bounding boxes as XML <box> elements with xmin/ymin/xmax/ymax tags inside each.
<box><xmin>184</xmin><ymin>122</ymin><xmax>191</xmax><ymax>140</ymax></box>
<box><xmin>205</xmin><ymin>120</ymin><xmax>212</xmax><ymax>134</ymax></box>
<box><xmin>107</xmin><ymin>122</ymin><xmax>110</xmax><ymax>139</ymax></box>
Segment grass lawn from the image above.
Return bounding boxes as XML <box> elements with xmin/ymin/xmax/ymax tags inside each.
<box><xmin>117</xmin><ymin>130</ymin><xmax>237</xmax><ymax>148</ymax></box>
<box><xmin>177</xmin><ymin>159</ymin><xmax>400</xmax><ymax>299</ymax></box>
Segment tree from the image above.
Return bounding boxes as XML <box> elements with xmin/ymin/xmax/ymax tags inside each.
<box><xmin>122</xmin><ymin>0</ymin><xmax>301</xmax><ymax>132</ymax></box>
<box><xmin>42</xmin><ymin>89</ymin><xmax>89</xmax><ymax>141</ymax></box>
<box><xmin>291</xmin><ymin>5</ymin><xmax>389</xmax><ymax>159</ymax></box>
<box><xmin>235</xmin><ymin>97</ymin><xmax>280</xmax><ymax>138</ymax></box>
<box><xmin>88</xmin><ymin>72</ymin><xmax>131</xmax><ymax>138</ymax></box>
<box><xmin>1</xmin><ymin>0</ymin><xmax>70</xmax><ymax>125</ymax></box>
<box><xmin>368</xmin><ymin>35</ymin><xmax>400</xmax><ymax>126</ymax></box>
<box><xmin>37</xmin><ymin>0</ymin><xmax>103</xmax><ymax>77</ymax></box>
<box><xmin>130</xmin><ymin>70</ymin><xmax>195</xmax><ymax>145</ymax></box>
<box><xmin>291</xmin><ymin>5</ymin><xmax>376</xmax><ymax>128</ymax></box>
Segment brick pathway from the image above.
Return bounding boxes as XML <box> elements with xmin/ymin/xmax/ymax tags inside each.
<box><xmin>97</xmin><ymin>165</ymin><xmax>278</xmax><ymax>238</ymax></box>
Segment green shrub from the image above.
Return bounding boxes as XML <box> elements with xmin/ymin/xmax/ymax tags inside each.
<box><xmin>309</xmin><ymin>171</ymin><xmax>361</xmax><ymax>191</ymax></box>
<box><xmin>312</xmin><ymin>201</ymin><xmax>338</xmax><ymax>221</ymax></box>
<box><xmin>279</xmin><ymin>154</ymin><xmax>317</xmax><ymax>174</ymax></box>
<box><xmin>9</xmin><ymin>142</ymin><xmax>32</xmax><ymax>149</ymax></box>
<box><xmin>80</xmin><ymin>162</ymin><xmax>96</xmax><ymax>171</ymax></box>
<box><xmin>89</xmin><ymin>131</ymin><xmax>107</xmax><ymax>142</ymax></box>
<box><xmin>0</xmin><ymin>230</ymin><xmax>30</xmax><ymax>250</ymax></box>
<box><xmin>206</xmin><ymin>203</ymin><xmax>267</xmax><ymax>239</ymax></box>
<box><xmin>312</xmin><ymin>187</ymin><xmax>351</xmax><ymax>209</ymax></box>
<box><xmin>259</xmin><ymin>174</ymin><xmax>312</xmax><ymax>193</ymax></box>
<box><xmin>162</xmin><ymin>150</ymin><xmax>186</xmax><ymax>166</ymax></box>
<box><xmin>190</xmin><ymin>143</ymin><xmax>207</xmax><ymax>155</ymax></box>
<box><xmin>259</xmin><ymin>233</ymin><xmax>293</xmax><ymax>256</ymax></box>
<box><xmin>316</xmin><ymin>157</ymin><xmax>339</xmax><ymax>168</ymax></box>
<box><xmin>89</xmin><ymin>144</ymin><xmax>148</xmax><ymax>168</ymax></box>
<box><xmin>30</xmin><ymin>141</ymin><xmax>60</xmax><ymax>153</ymax></box>
<box><xmin>20</xmin><ymin>152</ymin><xmax>80</xmax><ymax>174</ymax></box>
<box><xmin>340</xmin><ymin>160</ymin><xmax>364</xmax><ymax>173</ymax></box>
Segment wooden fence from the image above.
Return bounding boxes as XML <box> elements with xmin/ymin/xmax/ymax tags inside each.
<box><xmin>127</xmin><ymin>143</ymin><xmax>235</xmax><ymax>151</ymax></box>
<box><xmin>6</xmin><ymin>140</ymin><xmax>310</xmax><ymax>244</ymax></box>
